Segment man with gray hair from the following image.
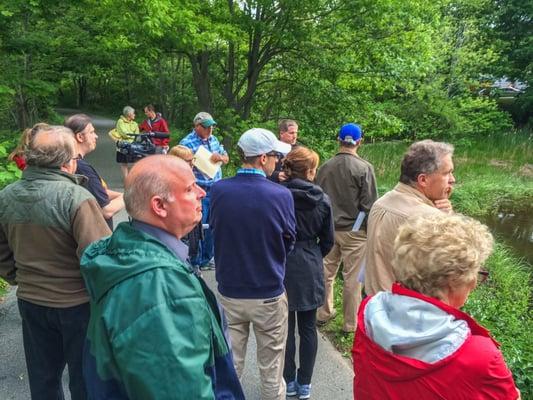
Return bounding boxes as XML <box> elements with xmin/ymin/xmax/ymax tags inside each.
<box><xmin>0</xmin><ymin>125</ymin><xmax>111</xmax><ymax>399</ymax></box>
<box><xmin>364</xmin><ymin>139</ymin><xmax>456</xmax><ymax>296</ymax></box>
<box><xmin>80</xmin><ymin>155</ymin><xmax>244</xmax><ymax>399</ymax></box>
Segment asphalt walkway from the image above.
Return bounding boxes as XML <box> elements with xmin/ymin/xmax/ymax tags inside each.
<box><xmin>0</xmin><ymin>111</ymin><xmax>353</xmax><ymax>399</ymax></box>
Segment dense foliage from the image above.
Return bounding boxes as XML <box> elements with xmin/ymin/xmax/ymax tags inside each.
<box><xmin>0</xmin><ymin>0</ymin><xmax>529</xmax><ymax>140</ymax></box>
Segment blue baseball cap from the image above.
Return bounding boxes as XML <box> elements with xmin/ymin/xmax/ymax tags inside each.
<box><xmin>338</xmin><ymin>123</ymin><xmax>363</xmax><ymax>144</ymax></box>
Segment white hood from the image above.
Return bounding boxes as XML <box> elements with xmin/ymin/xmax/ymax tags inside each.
<box><xmin>364</xmin><ymin>291</ymin><xmax>470</xmax><ymax>363</ymax></box>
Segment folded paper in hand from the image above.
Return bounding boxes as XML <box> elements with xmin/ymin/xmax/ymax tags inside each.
<box><xmin>193</xmin><ymin>145</ymin><xmax>222</xmax><ymax>179</ymax></box>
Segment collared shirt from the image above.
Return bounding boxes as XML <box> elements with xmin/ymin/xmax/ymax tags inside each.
<box><xmin>237</xmin><ymin>168</ymin><xmax>266</xmax><ymax>177</ymax></box>
<box><xmin>180</xmin><ymin>130</ymin><xmax>227</xmax><ymax>189</ymax></box>
<box><xmin>131</xmin><ymin>219</ymin><xmax>189</xmax><ymax>264</ymax></box>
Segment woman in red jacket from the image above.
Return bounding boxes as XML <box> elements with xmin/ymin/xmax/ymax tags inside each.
<box><xmin>353</xmin><ymin>213</ymin><xmax>520</xmax><ymax>400</ymax></box>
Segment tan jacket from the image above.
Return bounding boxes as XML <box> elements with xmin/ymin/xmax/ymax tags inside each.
<box><xmin>365</xmin><ymin>183</ymin><xmax>443</xmax><ymax>295</ymax></box>
<box><xmin>0</xmin><ymin>167</ymin><xmax>111</xmax><ymax>307</ymax></box>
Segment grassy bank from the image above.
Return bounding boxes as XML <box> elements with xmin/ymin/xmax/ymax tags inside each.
<box><xmin>321</xmin><ymin>131</ymin><xmax>533</xmax><ymax>397</ymax></box>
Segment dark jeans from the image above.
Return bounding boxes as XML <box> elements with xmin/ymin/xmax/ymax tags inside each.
<box><xmin>191</xmin><ymin>193</ymin><xmax>214</xmax><ymax>267</ymax></box>
<box><xmin>283</xmin><ymin>309</ymin><xmax>318</xmax><ymax>385</ymax></box>
<box><xmin>17</xmin><ymin>299</ymin><xmax>89</xmax><ymax>400</ymax></box>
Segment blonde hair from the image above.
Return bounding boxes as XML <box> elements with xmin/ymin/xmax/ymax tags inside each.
<box><xmin>283</xmin><ymin>146</ymin><xmax>319</xmax><ymax>180</ymax></box>
<box><xmin>392</xmin><ymin>213</ymin><xmax>493</xmax><ymax>300</ymax></box>
<box><xmin>168</xmin><ymin>145</ymin><xmax>193</xmax><ymax>160</ymax></box>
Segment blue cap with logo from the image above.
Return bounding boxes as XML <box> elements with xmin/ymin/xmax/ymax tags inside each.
<box><xmin>338</xmin><ymin>123</ymin><xmax>363</xmax><ymax>144</ymax></box>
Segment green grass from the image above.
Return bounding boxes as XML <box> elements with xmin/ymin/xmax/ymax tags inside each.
<box><xmin>323</xmin><ymin>131</ymin><xmax>533</xmax><ymax>398</ymax></box>
<box><xmin>0</xmin><ymin>278</ymin><xmax>8</xmax><ymax>298</ymax></box>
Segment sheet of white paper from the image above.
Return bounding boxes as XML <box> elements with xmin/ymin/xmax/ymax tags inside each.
<box><xmin>352</xmin><ymin>211</ymin><xmax>366</xmax><ymax>231</ymax></box>
<box><xmin>193</xmin><ymin>145</ymin><xmax>222</xmax><ymax>179</ymax></box>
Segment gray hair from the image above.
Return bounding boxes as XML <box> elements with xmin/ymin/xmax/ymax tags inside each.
<box><xmin>124</xmin><ymin>169</ymin><xmax>175</xmax><ymax>219</ymax></box>
<box><xmin>399</xmin><ymin>140</ymin><xmax>454</xmax><ymax>185</ymax></box>
<box><xmin>25</xmin><ymin>125</ymin><xmax>76</xmax><ymax>168</ymax></box>
<box><xmin>278</xmin><ymin>119</ymin><xmax>298</xmax><ymax>133</ymax></box>
<box><xmin>122</xmin><ymin>106</ymin><xmax>135</xmax><ymax>117</ymax></box>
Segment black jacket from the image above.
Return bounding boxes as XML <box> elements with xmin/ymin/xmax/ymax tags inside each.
<box><xmin>282</xmin><ymin>178</ymin><xmax>334</xmax><ymax>311</ymax></box>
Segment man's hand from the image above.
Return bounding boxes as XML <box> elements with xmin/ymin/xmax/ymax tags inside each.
<box><xmin>210</xmin><ymin>153</ymin><xmax>229</xmax><ymax>164</ymax></box>
<box><xmin>434</xmin><ymin>198</ymin><xmax>453</xmax><ymax>213</ymax></box>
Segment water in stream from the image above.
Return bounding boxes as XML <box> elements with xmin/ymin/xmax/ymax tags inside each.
<box><xmin>480</xmin><ymin>206</ymin><xmax>533</xmax><ymax>266</ymax></box>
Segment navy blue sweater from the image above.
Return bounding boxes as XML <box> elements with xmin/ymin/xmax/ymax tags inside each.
<box><xmin>210</xmin><ymin>173</ymin><xmax>296</xmax><ymax>299</ymax></box>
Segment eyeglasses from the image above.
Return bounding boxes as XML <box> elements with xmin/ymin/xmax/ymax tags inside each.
<box><xmin>478</xmin><ymin>268</ymin><xmax>490</xmax><ymax>284</ymax></box>
<box><xmin>266</xmin><ymin>151</ymin><xmax>282</xmax><ymax>160</ymax></box>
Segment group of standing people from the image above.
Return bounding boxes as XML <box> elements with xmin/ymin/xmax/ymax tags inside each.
<box><xmin>0</xmin><ymin>110</ymin><xmax>521</xmax><ymax>400</ymax></box>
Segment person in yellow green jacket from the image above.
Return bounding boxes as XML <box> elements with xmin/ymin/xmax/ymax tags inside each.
<box><xmin>113</xmin><ymin>105</ymin><xmax>139</xmax><ymax>180</ymax></box>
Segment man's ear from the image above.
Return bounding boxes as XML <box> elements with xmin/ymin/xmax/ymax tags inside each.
<box><xmin>417</xmin><ymin>173</ymin><xmax>429</xmax><ymax>189</ymax></box>
<box><xmin>150</xmin><ymin>196</ymin><xmax>168</xmax><ymax>218</ymax></box>
<box><xmin>259</xmin><ymin>154</ymin><xmax>268</xmax><ymax>167</ymax></box>
<box><xmin>75</xmin><ymin>132</ymin><xmax>84</xmax><ymax>144</ymax></box>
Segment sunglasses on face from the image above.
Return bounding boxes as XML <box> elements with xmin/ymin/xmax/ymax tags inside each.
<box><xmin>265</xmin><ymin>151</ymin><xmax>283</xmax><ymax>160</ymax></box>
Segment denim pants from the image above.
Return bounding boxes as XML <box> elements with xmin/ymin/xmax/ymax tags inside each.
<box><xmin>192</xmin><ymin>193</ymin><xmax>214</xmax><ymax>267</ymax></box>
<box><xmin>17</xmin><ymin>299</ymin><xmax>89</xmax><ymax>400</ymax></box>
<box><xmin>283</xmin><ymin>309</ymin><xmax>318</xmax><ymax>385</ymax></box>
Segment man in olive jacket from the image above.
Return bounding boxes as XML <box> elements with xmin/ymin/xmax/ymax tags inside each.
<box><xmin>316</xmin><ymin>123</ymin><xmax>378</xmax><ymax>333</ymax></box>
<box><xmin>0</xmin><ymin>125</ymin><xmax>111</xmax><ymax>400</ymax></box>
<box><xmin>80</xmin><ymin>155</ymin><xmax>244</xmax><ymax>400</ymax></box>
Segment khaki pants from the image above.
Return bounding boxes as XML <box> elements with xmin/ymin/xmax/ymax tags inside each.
<box><xmin>219</xmin><ymin>293</ymin><xmax>288</xmax><ymax>400</ymax></box>
<box><xmin>317</xmin><ymin>230</ymin><xmax>366</xmax><ymax>332</ymax></box>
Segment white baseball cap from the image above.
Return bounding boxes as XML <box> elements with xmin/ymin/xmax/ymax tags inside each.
<box><xmin>237</xmin><ymin>128</ymin><xmax>292</xmax><ymax>157</ymax></box>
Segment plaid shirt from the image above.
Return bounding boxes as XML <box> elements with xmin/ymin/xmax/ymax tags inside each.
<box><xmin>180</xmin><ymin>130</ymin><xmax>226</xmax><ymax>188</ymax></box>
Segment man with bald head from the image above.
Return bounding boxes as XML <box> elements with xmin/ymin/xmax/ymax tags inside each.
<box><xmin>80</xmin><ymin>155</ymin><xmax>244</xmax><ymax>400</ymax></box>
<box><xmin>0</xmin><ymin>124</ymin><xmax>111</xmax><ymax>399</ymax></box>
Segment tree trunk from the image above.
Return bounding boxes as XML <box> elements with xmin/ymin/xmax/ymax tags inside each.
<box><xmin>188</xmin><ymin>51</ymin><xmax>213</xmax><ymax>113</ymax></box>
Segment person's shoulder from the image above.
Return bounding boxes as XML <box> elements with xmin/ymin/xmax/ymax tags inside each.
<box><xmin>458</xmin><ymin>334</ymin><xmax>514</xmax><ymax>379</ymax></box>
<box><xmin>179</xmin><ymin>131</ymin><xmax>197</xmax><ymax>145</ymax></box>
<box><xmin>76</xmin><ymin>158</ymin><xmax>96</xmax><ymax>175</ymax></box>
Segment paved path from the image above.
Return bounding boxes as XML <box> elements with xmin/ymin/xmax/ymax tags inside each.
<box><xmin>0</xmin><ymin>111</ymin><xmax>353</xmax><ymax>399</ymax></box>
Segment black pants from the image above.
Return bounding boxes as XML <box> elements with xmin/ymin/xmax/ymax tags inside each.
<box><xmin>17</xmin><ymin>299</ymin><xmax>89</xmax><ymax>400</ymax></box>
<box><xmin>283</xmin><ymin>309</ymin><xmax>318</xmax><ymax>385</ymax></box>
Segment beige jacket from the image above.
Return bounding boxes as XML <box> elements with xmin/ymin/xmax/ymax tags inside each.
<box><xmin>364</xmin><ymin>183</ymin><xmax>443</xmax><ymax>296</ymax></box>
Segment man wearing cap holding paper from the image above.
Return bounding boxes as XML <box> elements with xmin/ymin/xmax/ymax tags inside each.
<box><xmin>180</xmin><ymin>112</ymin><xmax>228</xmax><ymax>270</ymax></box>
<box><xmin>210</xmin><ymin>128</ymin><xmax>296</xmax><ymax>400</ymax></box>
<box><xmin>315</xmin><ymin>123</ymin><xmax>378</xmax><ymax>334</ymax></box>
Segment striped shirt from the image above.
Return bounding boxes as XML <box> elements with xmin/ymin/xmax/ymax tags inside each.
<box><xmin>180</xmin><ymin>130</ymin><xmax>227</xmax><ymax>188</ymax></box>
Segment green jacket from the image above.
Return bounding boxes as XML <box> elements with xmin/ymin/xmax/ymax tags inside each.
<box><xmin>81</xmin><ymin>222</ymin><xmax>238</xmax><ymax>400</ymax></box>
<box><xmin>0</xmin><ymin>166</ymin><xmax>110</xmax><ymax>307</ymax></box>
<box><xmin>115</xmin><ymin>115</ymin><xmax>139</xmax><ymax>142</ymax></box>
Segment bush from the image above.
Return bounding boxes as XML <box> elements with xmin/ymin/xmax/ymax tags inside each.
<box><xmin>0</xmin><ymin>131</ymin><xmax>22</xmax><ymax>190</ymax></box>
<box><xmin>464</xmin><ymin>246</ymin><xmax>533</xmax><ymax>394</ymax></box>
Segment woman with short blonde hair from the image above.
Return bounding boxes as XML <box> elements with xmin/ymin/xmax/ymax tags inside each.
<box><xmin>352</xmin><ymin>214</ymin><xmax>520</xmax><ymax>400</ymax></box>
<box><xmin>168</xmin><ymin>145</ymin><xmax>194</xmax><ymax>167</ymax></box>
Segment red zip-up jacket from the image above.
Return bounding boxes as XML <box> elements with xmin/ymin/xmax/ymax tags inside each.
<box><xmin>139</xmin><ymin>113</ymin><xmax>170</xmax><ymax>146</ymax></box>
<box><xmin>353</xmin><ymin>283</ymin><xmax>519</xmax><ymax>400</ymax></box>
